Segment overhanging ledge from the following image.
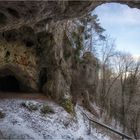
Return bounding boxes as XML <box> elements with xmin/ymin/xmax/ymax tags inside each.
<box><xmin>0</xmin><ymin>1</ymin><xmax>140</xmax><ymax>32</ymax></box>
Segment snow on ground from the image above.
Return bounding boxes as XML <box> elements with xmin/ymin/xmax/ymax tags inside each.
<box><xmin>0</xmin><ymin>99</ymin><xmax>111</xmax><ymax>140</ymax></box>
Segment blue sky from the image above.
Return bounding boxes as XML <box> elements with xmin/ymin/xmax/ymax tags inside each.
<box><xmin>94</xmin><ymin>3</ymin><xmax>140</xmax><ymax>57</ymax></box>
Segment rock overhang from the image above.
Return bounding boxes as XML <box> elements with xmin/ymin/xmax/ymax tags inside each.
<box><xmin>0</xmin><ymin>1</ymin><xmax>140</xmax><ymax>32</ymax></box>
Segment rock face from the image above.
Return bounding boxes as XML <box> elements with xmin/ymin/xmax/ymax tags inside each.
<box><xmin>0</xmin><ymin>1</ymin><xmax>94</xmax><ymax>32</ymax></box>
<box><xmin>0</xmin><ymin>20</ymin><xmax>74</xmax><ymax>101</ymax></box>
<box><xmin>0</xmin><ymin>42</ymin><xmax>38</xmax><ymax>92</ymax></box>
<box><xmin>0</xmin><ymin>19</ymin><xmax>99</xmax><ymax>110</ymax></box>
<box><xmin>0</xmin><ymin>1</ymin><xmax>140</xmax><ymax>32</ymax></box>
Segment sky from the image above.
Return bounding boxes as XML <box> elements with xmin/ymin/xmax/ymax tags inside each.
<box><xmin>94</xmin><ymin>3</ymin><xmax>140</xmax><ymax>57</ymax></box>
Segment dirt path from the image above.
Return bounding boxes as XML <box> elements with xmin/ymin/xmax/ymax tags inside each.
<box><xmin>0</xmin><ymin>92</ymin><xmax>48</xmax><ymax>100</ymax></box>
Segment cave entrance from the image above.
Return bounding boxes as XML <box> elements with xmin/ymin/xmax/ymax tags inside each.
<box><xmin>0</xmin><ymin>75</ymin><xmax>20</xmax><ymax>92</ymax></box>
<box><xmin>39</xmin><ymin>67</ymin><xmax>47</xmax><ymax>92</ymax></box>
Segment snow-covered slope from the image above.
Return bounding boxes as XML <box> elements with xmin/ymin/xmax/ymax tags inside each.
<box><xmin>0</xmin><ymin>99</ymin><xmax>111</xmax><ymax>140</ymax></box>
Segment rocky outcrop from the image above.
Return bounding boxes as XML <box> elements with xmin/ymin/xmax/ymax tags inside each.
<box><xmin>0</xmin><ymin>1</ymin><xmax>140</xmax><ymax>32</ymax></box>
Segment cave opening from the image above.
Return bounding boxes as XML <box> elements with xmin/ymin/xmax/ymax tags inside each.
<box><xmin>39</xmin><ymin>68</ymin><xmax>47</xmax><ymax>92</ymax></box>
<box><xmin>0</xmin><ymin>75</ymin><xmax>20</xmax><ymax>92</ymax></box>
<box><xmin>24</xmin><ymin>39</ymin><xmax>35</xmax><ymax>47</ymax></box>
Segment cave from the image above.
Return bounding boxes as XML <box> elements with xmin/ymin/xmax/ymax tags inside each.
<box><xmin>39</xmin><ymin>68</ymin><xmax>47</xmax><ymax>92</ymax></box>
<box><xmin>0</xmin><ymin>75</ymin><xmax>20</xmax><ymax>92</ymax></box>
<box><xmin>23</xmin><ymin>39</ymin><xmax>35</xmax><ymax>47</ymax></box>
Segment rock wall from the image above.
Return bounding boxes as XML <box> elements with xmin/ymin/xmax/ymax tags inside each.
<box><xmin>0</xmin><ymin>18</ymin><xmax>99</xmax><ymax>111</ymax></box>
<box><xmin>0</xmin><ymin>38</ymin><xmax>38</xmax><ymax>92</ymax></box>
<box><xmin>39</xmin><ymin>21</ymin><xmax>73</xmax><ymax>103</ymax></box>
<box><xmin>0</xmin><ymin>20</ymin><xmax>74</xmax><ymax>102</ymax></box>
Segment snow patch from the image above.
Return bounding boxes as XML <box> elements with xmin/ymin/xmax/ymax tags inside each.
<box><xmin>0</xmin><ymin>99</ymin><xmax>111</xmax><ymax>140</ymax></box>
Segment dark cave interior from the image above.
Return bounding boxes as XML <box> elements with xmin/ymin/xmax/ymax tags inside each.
<box><xmin>0</xmin><ymin>75</ymin><xmax>20</xmax><ymax>92</ymax></box>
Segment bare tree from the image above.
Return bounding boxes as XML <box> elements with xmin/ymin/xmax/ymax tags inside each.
<box><xmin>98</xmin><ymin>38</ymin><xmax>116</xmax><ymax>113</ymax></box>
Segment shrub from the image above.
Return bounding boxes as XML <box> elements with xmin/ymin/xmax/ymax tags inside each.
<box><xmin>0</xmin><ymin>110</ymin><xmax>6</xmax><ymax>119</ymax></box>
<box><xmin>21</xmin><ymin>101</ymin><xmax>38</xmax><ymax>111</ymax></box>
<box><xmin>60</xmin><ymin>98</ymin><xmax>74</xmax><ymax>114</ymax></box>
<box><xmin>40</xmin><ymin>104</ymin><xmax>54</xmax><ymax>115</ymax></box>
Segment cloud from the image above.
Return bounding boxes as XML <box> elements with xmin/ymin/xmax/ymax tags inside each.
<box><xmin>116</xmin><ymin>41</ymin><xmax>140</xmax><ymax>54</ymax></box>
<box><xmin>133</xmin><ymin>55</ymin><xmax>140</xmax><ymax>60</ymax></box>
<box><xmin>94</xmin><ymin>3</ymin><xmax>140</xmax><ymax>26</ymax></box>
<box><xmin>94</xmin><ymin>3</ymin><xmax>140</xmax><ymax>56</ymax></box>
